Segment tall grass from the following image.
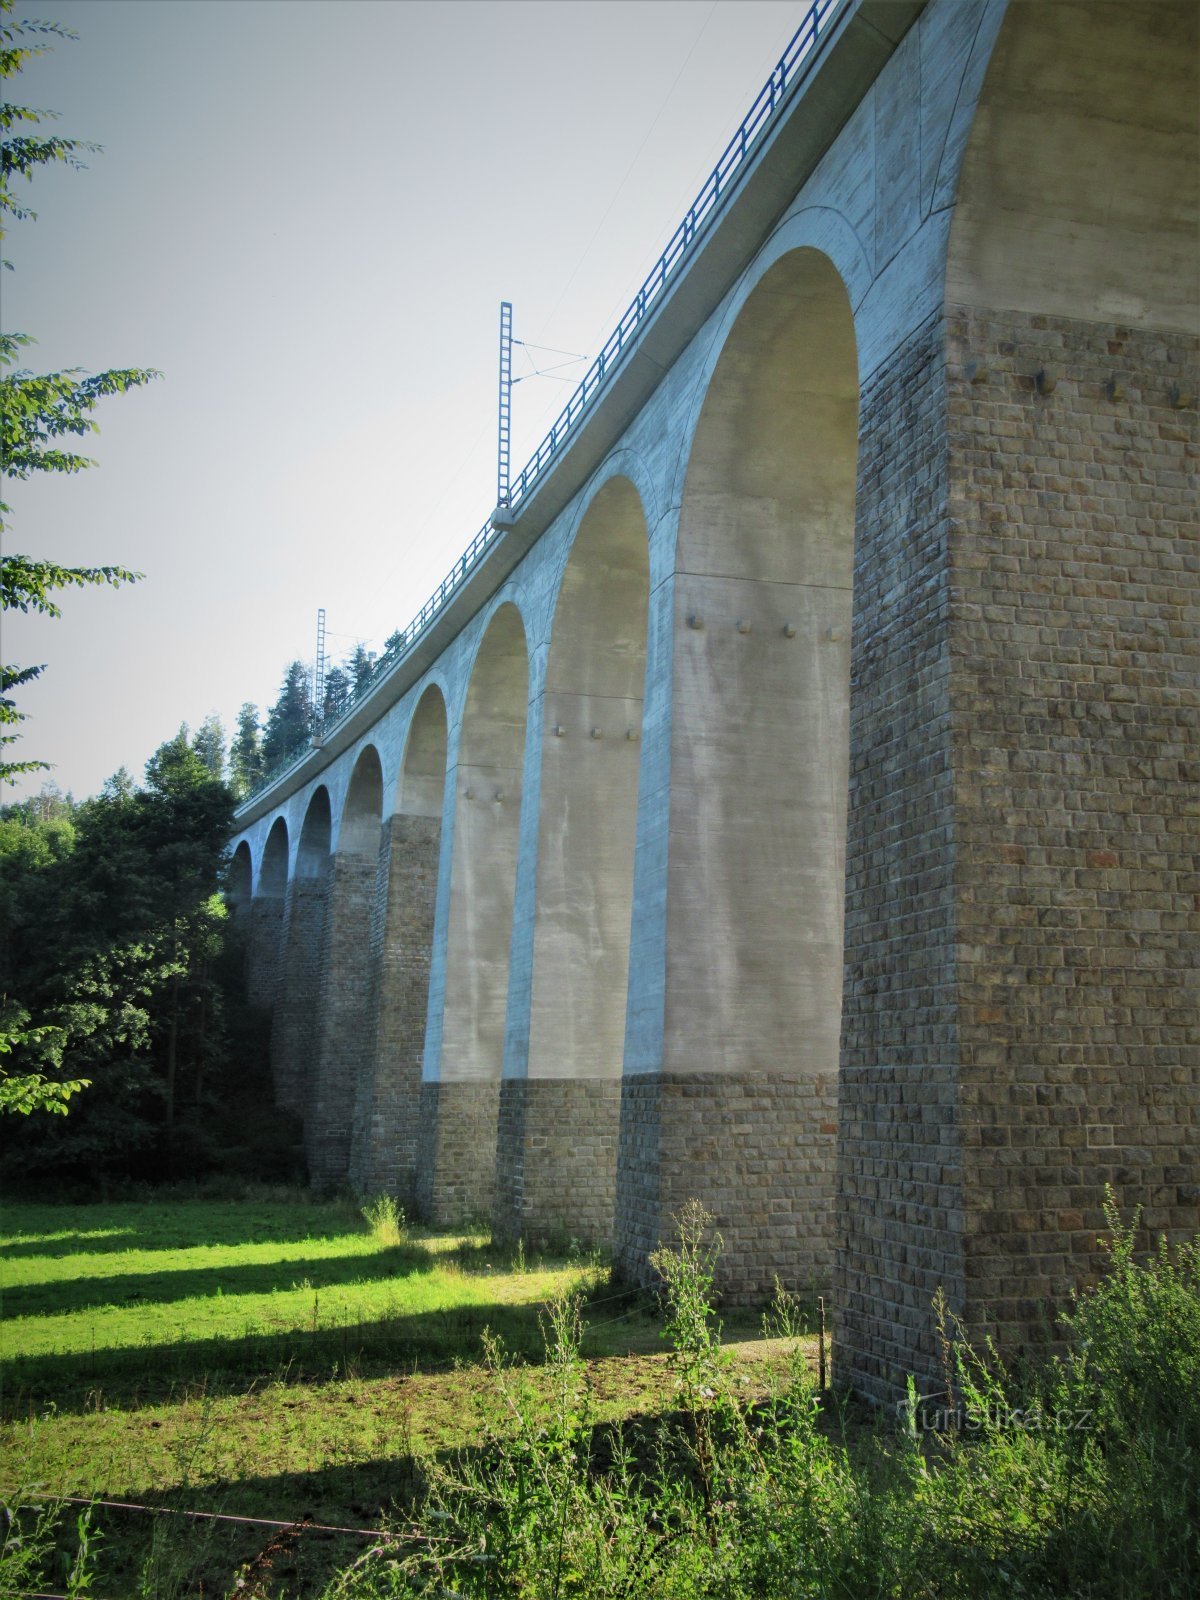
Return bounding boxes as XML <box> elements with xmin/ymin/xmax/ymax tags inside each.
<box><xmin>320</xmin><ymin>1191</ymin><xmax>1198</xmax><ymax>1600</ymax></box>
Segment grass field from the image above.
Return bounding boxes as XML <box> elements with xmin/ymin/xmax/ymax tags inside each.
<box><xmin>0</xmin><ymin>1188</ymin><xmax>811</xmax><ymax>1598</ymax></box>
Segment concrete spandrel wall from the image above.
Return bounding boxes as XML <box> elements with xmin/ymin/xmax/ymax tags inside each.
<box><xmin>439</xmin><ymin>603</ymin><xmax>529</xmax><ymax>1085</ymax></box>
<box><xmin>946</xmin><ymin>0</ymin><xmax>1199</xmax><ymax>334</ymax></box>
<box><xmin>665</xmin><ymin>248</ymin><xmax>858</xmax><ymax>1080</ymax></box>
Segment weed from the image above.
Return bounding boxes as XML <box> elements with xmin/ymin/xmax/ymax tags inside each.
<box><xmin>360</xmin><ymin>1195</ymin><xmax>407</xmax><ymax>1249</ymax></box>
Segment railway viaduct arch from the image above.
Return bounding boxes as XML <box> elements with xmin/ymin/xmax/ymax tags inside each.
<box><xmin>231</xmin><ymin>0</ymin><xmax>1198</xmax><ymax>1399</ymax></box>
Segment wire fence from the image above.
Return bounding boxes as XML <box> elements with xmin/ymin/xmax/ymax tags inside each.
<box><xmin>239</xmin><ymin>0</ymin><xmax>846</xmax><ymax>812</ymax></box>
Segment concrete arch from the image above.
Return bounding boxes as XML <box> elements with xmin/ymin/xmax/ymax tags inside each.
<box><xmin>338</xmin><ymin>745</ymin><xmax>384</xmax><ymax>855</ymax></box>
<box><xmin>245</xmin><ymin>819</ymin><xmax>289</xmax><ymax>1011</ymax></box>
<box><xmin>311</xmin><ymin>749</ymin><xmax>386</xmax><ymax>1189</ymax></box>
<box><xmin>271</xmin><ymin>787</ymin><xmax>332</xmax><ymax>1132</ymax></box>
<box><xmin>946</xmin><ymin>0</ymin><xmax>1198</xmax><ymax>332</ymax></box>
<box><xmin>420</xmin><ymin>600</ymin><xmax>529</xmax><ymax>1225</ymax></box>
<box><xmin>669</xmin><ymin>210</ymin><xmax>872</xmax><ymax>517</ymax></box>
<box><xmin>616</xmin><ymin>243</ymin><xmax>859</xmax><ymax>1295</ymax></box>
<box><xmin>349</xmin><ymin>683</ymin><xmax>451</xmax><ymax>1201</ymax></box>
<box><xmin>500</xmin><ymin>474</ymin><xmax>650</xmax><ymax>1246</ymax></box>
<box><xmin>227</xmin><ymin>841</ymin><xmax>253</xmax><ymax>913</ymax></box>
<box><xmin>260</xmin><ymin>818</ymin><xmax>289</xmax><ymax>897</ymax></box>
<box><xmin>396</xmin><ymin>684</ymin><xmax>449</xmax><ymax>817</ymax></box>
<box><xmin>296</xmin><ymin>787</ymin><xmax>332</xmax><ymax>878</ymax></box>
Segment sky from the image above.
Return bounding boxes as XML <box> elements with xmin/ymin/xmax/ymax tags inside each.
<box><xmin>4</xmin><ymin>0</ymin><xmax>806</xmax><ymax>801</ymax></box>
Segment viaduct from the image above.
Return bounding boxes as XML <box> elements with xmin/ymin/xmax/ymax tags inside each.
<box><xmin>229</xmin><ymin>0</ymin><xmax>1199</xmax><ymax>1400</ymax></box>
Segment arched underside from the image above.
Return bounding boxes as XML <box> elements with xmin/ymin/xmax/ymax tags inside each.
<box><xmin>245</xmin><ymin>818</ymin><xmax>289</xmax><ymax>1011</ymax></box>
<box><xmin>615</xmin><ymin>245</ymin><xmax>859</xmax><ymax>1298</ymax></box>
<box><xmin>227</xmin><ymin>842</ymin><xmax>253</xmax><ymax>917</ymax></box>
<box><xmin>497</xmin><ymin>478</ymin><xmax>650</xmax><ymax>1246</ymax></box>
<box><xmin>419</xmin><ymin>606</ymin><xmax>528</xmax><ymax>1225</ymax></box>
<box><xmin>351</xmin><ymin>687</ymin><xmax>449</xmax><ymax>1202</ymax></box>
<box><xmin>270</xmin><ymin>789</ymin><xmax>331</xmax><ymax>1129</ymax></box>
<box><xmin>837</xmin><ymin>0</ymin><xmax>1199</xmax><ymax>1402</ymax></box>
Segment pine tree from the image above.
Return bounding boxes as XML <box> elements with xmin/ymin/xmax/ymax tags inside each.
<box><xmin>262</xmin><ymin>661</ymin><xmax>313</xmax><ymax>769</ymax></box>
<box><xmin>229</xmin><ymin>703</ymin><xmax>262</xmax><ymax>799</ymax></box>
<box><xmin>322</xmin><ymin>665</ymin><xmax>350</xmax><ymax>724</ymax></box>
<box><xmin>192</xmin><ymin>714</ymin><xmax>225</xmax><ymax>780</ymax></box>
<box><xmin>348</xmin><ymin>643</ymin><xmax>377</xmax><ymax>700</ymax></box>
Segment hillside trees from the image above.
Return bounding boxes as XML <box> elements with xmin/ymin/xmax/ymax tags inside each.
<box><xmin>0</xmin><ymin>2</ymin><xmax>159</xmax><ymax>785</ymax></box>
<box><xmin>0</xmin><ymin>727</ymin><xmax>286</xmax><ymax>1182</ymax></box>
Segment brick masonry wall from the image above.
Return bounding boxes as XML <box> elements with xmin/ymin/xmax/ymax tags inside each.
<box><xmin>307</xmin><ymin>852</ymin><xmax>377</xmax><ymax>1189</ymax></box>
<box><xmin>835</xmin><ymin>310</ymin><xmax>962</xmax><ymax>1397</ymax></box>
<box><xmin>270</xmin><ymin>876</ymin><xmax>329</xmax><ymax>1122</ymax></box>
<box><xmin>349</xmin><ymin>814</ymin><xmax>441</xmax><ymax>1203</ymax></box>
<box><xmin>614</xmin><ymin>1072</ymin><xmax>837</xmax><ymax>1300</ymax></box>
<box><xmin>944</xmin><ymin>305</ymin><xmax>1199</xmax><ymax>1346</ymax></box>
<box><xmin>414</xmin><ymin>1078</ymin><xmax>502</xmax><ymax>1227</ymax></box>
<box><xmin>835</xmin><ymin>305</ymin><xmax>1198</xmax><ymax>1401</ymax></box>
<box><xmin>494</xmin><ymin>1078</ymin><xmax>622</xmax><ymax>1248</ymax></box>
<box><xmin>246</xmin><ymin>896</ymin><xmax>285</xmax><ymax>1010</ymax></box>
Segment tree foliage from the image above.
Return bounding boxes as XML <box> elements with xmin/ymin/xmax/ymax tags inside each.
<box><xmin>0</xmin><ymin>0</ymin><xmax>159</xmax><ymax>786</ymax></box>
<box><xmin>229</xmin><ymin>703</ymin><xmax>262</xmax><ymax>800</ymax></box>
<box><xmin>0</xmin><ymin>729</ymin><xmax>284</xmax><ymax>1184</ymax></box>
<box><xmin>261</xmin><ymin>660</ymin><xmax>313</xmax><ymax>770</ymax></box>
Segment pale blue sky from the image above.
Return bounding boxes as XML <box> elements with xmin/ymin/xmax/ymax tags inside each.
<box><xmin>4</xmin><ymin>0</ymin><xmax>802</xmax><ymax>799</ymax></box>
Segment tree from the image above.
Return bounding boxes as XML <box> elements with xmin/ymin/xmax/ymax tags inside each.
<box><xmin>229</xmin><ymin>703</ymin><xmax>262</xmax><ymax>799</ymax></box>
<box><xmin>348</xmin><ymin>643</ymin><xmax>377</xmax><ymax>700</ymax></box>
<box><xmin>0</xmin><ymin>732</ymin><xmax>240</xmax><ymax>1171</ymax></box>
<box><xmin>0</xmin><ymin>2</ymin><xmax>159</xmax><ymax>784</ymax></box>
<box><xmin>261</xmin><ymin>660</ymin><xmax>313</xmax><ymax>769</ymax></box>
<box><xmin>192</xmin><ymin>713</ymin><xmax>226</xmax><ymax>780</ymax></box>
<box><xmin>321</xmin><ymin>663</ymin><xmax>350</xmax><ymax>724</ymax></box>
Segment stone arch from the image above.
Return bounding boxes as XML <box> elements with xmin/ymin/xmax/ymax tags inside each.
<box><xmin>616</xmin><ymin>244</ymin><xmax>859</xmax><ymax>1297</ymax></box>
<box><xmin>350</xmin><ymin>686</ymin><xmax>450</xmax><ymax>1201</ymax></box>
<box><xmin>270</xmin><ymin>788</ymin><xmax>332</xmax><ymax>1131</ymax></box>
<box><xmin>421</xmin><ymin>602</ymin><xmax>529</xmax><ymax>1225</ymax></box>
<box><xmin>498</xmin><ymin>475</ymin><xmax>650</xmax><ymax>1246</ymax></box>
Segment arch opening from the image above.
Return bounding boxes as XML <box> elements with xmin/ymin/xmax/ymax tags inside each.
<box><xmin>339</xmin><ymin>747</ymin><xmax>384</xmax><ymax>856</ymax></box>
<box><xmin>349</xmin><ymin>687</ymin><xmax>450</xmax><ymax>1201</ymax></box>
<box><xmin>227</xmin><ymin>841</ymin><xmax>253</xmax><ymax>914</ymax></box>
<box><xmin>260</xmin><ymin>818</ymin><xmax>289</xmax><ymax>898</ymax></box>
<box><xmin>502</xmin><ymin>478</ymin><xmax>650</xmax><ymax>1246</ymax></box>
<box><xmin>423</xmin><ymin>604</ymin><xmax>528</xmax><ymax>1226</ymax></box>
<box><xmin>397</xmin><ymin>685</ymin><xmax>448</xmax><ymax>817</ymax></box>
<box><xmin>615</xmin><ymin>245</ymin><xmax>859</xmax><ymax>1295</ymax></box>
<box><xmin>296</xmin><ymin>788</ymin><xmax>332</xmax><ymax>878</ymax></box>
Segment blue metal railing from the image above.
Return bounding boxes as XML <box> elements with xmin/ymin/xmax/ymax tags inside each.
<box><xmin>242</xmin><ymin>0</ymin><xmax>843</xmax><ymax>808</ymax></box>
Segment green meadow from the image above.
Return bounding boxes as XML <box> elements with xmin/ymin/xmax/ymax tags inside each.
<box><xmin>2</xmin><ymin>1188</ymin><xmax>1197</xmax><ymax>1599</ymax></box>
<box><xmin>0</xmin><ymin>1189</ymin><xmax>798</xmax><ymax>1597</ymax></box>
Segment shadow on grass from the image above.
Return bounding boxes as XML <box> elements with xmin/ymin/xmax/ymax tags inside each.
<box><xmin>4</xmin><ymin>1242</ymin><xmax>441</xmax><ymax>1319</ymax></box>
<box><xmin>0</xmin><ymin>1201</ymin><xmax>368</xmax><ymax>1260</ymax></box>
<box><xmin>2</xmin><ymin>1289</ymin><xmax>658</xmax><ymax>1417</ymax></box>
